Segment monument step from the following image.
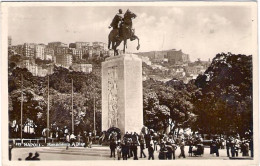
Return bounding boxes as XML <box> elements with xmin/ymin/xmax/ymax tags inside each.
<box><xmin>38</xmin><ymin>147</ymin><xmax>111</xmax><ymax>157</ymax></box>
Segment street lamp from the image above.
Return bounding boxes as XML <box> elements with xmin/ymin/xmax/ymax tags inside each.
<box><xmin>20</xmin><ymin>74</ymin><xmax>23</xmax><ymax>143</ymax></box>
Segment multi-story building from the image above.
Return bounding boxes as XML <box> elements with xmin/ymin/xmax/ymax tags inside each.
<box><xmin>23</xmin><ymin>43</ymin><xmax>37</xmax><ymax>57</ymax></box>
<box><xmin>72</xmin><ymin>63</ymin><xmax>92</xmax><ymax>73</ymax></box>
<box><xmin>88</xmin><ymin>50</ymin><xmax>93</xmax><ymax>58</ymax></box>
<box><xmin>44</xmin><ymin>47</ymin><xmax>54</xmax><ymax>61</ymax></box>
<box><xmin>166</xmin><ymin>49</ymin><xmax>190</xmax><ymax>64</ymax></box>
<box><xmin>136</xmin><ymin>51</ymin><xmax>166</xmax><ymax>63</ymax></box>
<box><xmin>30</xmin><ymin>63</ymin><xmax>38</xmax><ymax>76</ymax></box>
<box><xmin>47</xmin><ymin>42</ymin><xmax>67</xmax><ymax>50</ymax></box>
<box><xmin>44</xmin><ymin>47</ymin><xmax>54</xmax><ymax>56</ymax></box>
<box><xmin>56</xmin><ymin>54</ymin><xmax>72</xmax><ymax>68</ymax></box>
<box><xmin>69</xmin><ymin>43</ymin><xmax>76</xmax><ymax>48</ymax></box>
<box><xmin>75</xmin><ymin>42</ymin><xmax>90</xmax><ymax>49</ymax></box>
<box><xmin>56</xmin><ymin>46</ymin><xmax>70</xmax><ymax>55</ymax></box>
<box><xmin>92</xmin><ymin>42</ymin><xmax>105</xmax><ymax>50</ymax></box>
<box><xmin>19</xmin><ymin>59</ymin><xmax>38</xmax><ymax>76</ymax></box>
<box><xmin>70</xmin><ymin>48</ymin><xmax>83</xmax><ymax>59</ymax></box>
<box><xmin>35</xmin><ymin>44</ymin><xmax>45</xmax><ymax>60</ymax></box>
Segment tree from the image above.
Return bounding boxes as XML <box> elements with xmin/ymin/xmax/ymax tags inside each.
<box><xmin>143</xmin><ymin>78</ymin><xmax>196</xmax><ymax>134</ymax></box>
<box><xmin>193</xmin><ymin>53</ymin><xmax>252</xmax><ymax>137</ymax></box>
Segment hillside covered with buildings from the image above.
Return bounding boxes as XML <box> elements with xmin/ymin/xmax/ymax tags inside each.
<box><xmin>8</xmin><ymin>36</ymin><xmax>211</xmax><ymax>83</ymax></box>
<box><xmin>8</xmin><ymin>36</ymin><xmax>113</xmax><ymax>77</ymax></box>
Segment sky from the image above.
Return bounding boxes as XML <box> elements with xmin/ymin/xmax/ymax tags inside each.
<box><xmin>8</xmin><ymin>5</ymin><xmax>255</xmax><ymax>61</ymax></box>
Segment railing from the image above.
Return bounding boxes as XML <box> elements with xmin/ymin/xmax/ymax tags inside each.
<box><xmin>9</xmin><ymin>137</ymin><xmax>66</xmax><ymax>145</ymax></box>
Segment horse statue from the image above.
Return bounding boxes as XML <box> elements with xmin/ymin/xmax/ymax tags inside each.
<box><xmin>108</xmin><ymin>9</ymin><xmax>140</xmax><ymax>56</ymax></box>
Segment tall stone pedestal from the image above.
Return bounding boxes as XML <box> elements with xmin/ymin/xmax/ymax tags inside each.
<box><xmin>102</xmin><ymin>54</ymin><xmax>143</xmax><ymax>135</ymax></box>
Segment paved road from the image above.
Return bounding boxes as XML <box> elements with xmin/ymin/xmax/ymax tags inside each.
<box><xmin>11</xmin><ymin>145</ymin><xmax>251</xmax><ymax>161</ymax></box>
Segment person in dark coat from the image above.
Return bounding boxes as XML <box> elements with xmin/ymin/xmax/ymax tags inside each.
<box><xmin>129</xmin><ymin>140</ymin><xmax>134</xmax><ymax>157</ymax></box>
<box><xmin>110</xmin><ymin>140</ymin><xmax>117</xmax><ymax>158</ymax></box>
<box><xmin>166</xmin><ymin>142</ymin><xmax>173</xmax><ymax>160</ymax></box>
<box><xmin>226</xmin><ymin>139</ymin><xmax>231</xmax><ymax>157</ymax></box>
<box><xmin>188</xmin><ymin>140</ymin><xmax>193</xmax><ymax>157</ymax></box>
<box><xmin>159</xmin><ymin>143</ymin><xmax>167</xmax><ymax>160</ymax></box>
<box><xmin>121</xmin><ymin>141</ymin><xmax>128</xmax><ymax>160</ymax></box>
<box><xmin>211</xmin><ymin>139</ymin><xmax>219</xmax><ymax>157</ymax></box>
<box><xmin>31</xmin><ymin>152</ymin><xmax>40</xmax><ymax>160</ymax></box>
<box><xmin>25</xmin><ymin>153</ymin><xmax>33</xmax><ymax>160</ymax></box>
<box><xmin>9</xmin><ymin>144</ymin><xmax>13</xmax><ymax>161</ymax></box>
<box><xmin>140</xmin><ymin>140</ymin><xmax>146</xmax><ymax>158</ymax></box>
<box><xmin>126</xmin><ymin>140</ymin><xmax>131</xmax><ymax>158</ymax></box>
<box><xmin>145</xmin><ymin>133</ymin><xmax>151</xmax><ymax>148</ymax></box>
<box><xmin>133</xmin><ymin>142</ymin><xmax>138</xmax><ymax>160</ymax></box>
<box><xmin>148</xmin><ymin>144</ymin><xmax>154</xmax><ymax>160</ymax></box>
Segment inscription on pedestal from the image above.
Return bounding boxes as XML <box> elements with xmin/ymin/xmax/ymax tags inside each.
<box><xmin>107</xmin><ymin>66</ymin><xmax>118</xmax><ymax>128</ymax></box>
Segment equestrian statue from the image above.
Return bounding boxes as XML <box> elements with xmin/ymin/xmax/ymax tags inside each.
<box><xmin>108</xmin><ymin>9</ymin><xmax>140</xmax><ymax>56</ymax></box>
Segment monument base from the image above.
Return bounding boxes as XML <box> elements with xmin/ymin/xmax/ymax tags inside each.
<box><xmin>102</xmin><ymin>54</ymin><xmax>143</xmax><ymax>135</ymax></box>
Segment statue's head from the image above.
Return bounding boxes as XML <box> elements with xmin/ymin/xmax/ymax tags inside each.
<box><xmin>119</xmin><ymin>9</ymin><xmax>123</xmax><ymax>14</ymax></box>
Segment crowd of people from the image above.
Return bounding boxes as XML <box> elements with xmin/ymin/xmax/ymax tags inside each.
<box><xmin>10</xmin><ymin>127</ymin><xmax>253</xmax><ymax>161</ymax></box>
<box><xmin>107</xmin><ymin>130</ymin><xmax>198</xmax><ymax>160</ymax></box>
<box><xmin>104</xmin><ymin>129</ymin><xmax>254</xmax><ymax>160</ymax></box>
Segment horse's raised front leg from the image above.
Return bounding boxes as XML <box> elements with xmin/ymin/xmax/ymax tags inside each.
<box><xmin>133</xmin><ymin>35</ymin><xmax>140</xmax><ymax>50</ymax></box>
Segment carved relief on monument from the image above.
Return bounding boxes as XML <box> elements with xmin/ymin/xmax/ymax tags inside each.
<box><xmin>107</xmin><ymin>66</ymin><xmax>119</xmax><ymax>128</ymax></box>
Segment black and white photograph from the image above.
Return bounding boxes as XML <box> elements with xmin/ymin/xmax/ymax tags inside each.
<box><xmin>1</xmin><ymin>2</ymin><xmax>258</xmax><ymax>166</ymax></box>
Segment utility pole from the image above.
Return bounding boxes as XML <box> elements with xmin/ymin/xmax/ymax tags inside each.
<box><xmin>20</xmin><ymin>74</ymin><xmax>23</xmax><ymax>143</ymax></box>
<box><xmin>93</xmin><ymin>95</ymin><xmax>96</xmax><ymax>137</ymax></box>
<box><xmin>47</xmin><ymin>75</ymin><xmax>50</xmax><ymax>140</ymax></box>
<box><xmin>71</xmin><ymin>78</ymin><xmax>74</xmax><ymax>134</ymax></box>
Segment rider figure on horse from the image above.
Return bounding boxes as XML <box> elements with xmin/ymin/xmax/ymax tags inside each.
<box><xmin>109</xmin><ymin>9</ymin><xmax>124</xmax><ymax>39</ymax></box>
<box><xmin>108</xmin><ymin>9</ymin><xmax>140</xmax><ymax>55</ymax></box>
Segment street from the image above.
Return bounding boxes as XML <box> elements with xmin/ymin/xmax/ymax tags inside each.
<box><xmin>11</xmin><ymin>145</ymin><xmax>244</xmax><ymax>161</ymax></box>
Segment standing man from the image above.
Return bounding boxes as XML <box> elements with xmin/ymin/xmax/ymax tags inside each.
<box><xmin>226</xmin><ymin>138</ymin><xmax>231</xmax><ymax>157</ymax></box>
<box><xmin>140</xmin><ymin>140</ymin><xmax>146</xmax><ymax>158</ymax></box>
<box><xmin>9</xmin><ymin>143</ymin><xmax>13</xmax><ymax>161</ymax></box>
<box><xmin>148</xmin><ymin>144</ymin><xmax>155</xmax><ymax>160</ymax></box>
<box><xmin>110</xmin><ymin>139</ymin><xmax>117</xmax><ymax>158</ymax></box>
<box><xmin>122</xmin><ymin>141</ymin><xmax>128</xmax><ymax>160</ymax></box>
<box><xmin>178</xmin><ymin>139</ymin><xmax>186</xmax><ymax>158</ymax></box>
<box><xmin>133</xmin><ymin>142</ymin><xmax>138</xmax><ymax>160</ymax></box>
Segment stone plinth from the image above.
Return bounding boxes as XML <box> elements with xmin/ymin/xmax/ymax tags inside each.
<box><xmin>102</xmin><ymin>54</ymin><xmax>143</xmax><ymax>134</ymax></box>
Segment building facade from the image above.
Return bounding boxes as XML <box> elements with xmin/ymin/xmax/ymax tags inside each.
<box><xmin>75</xmin><ymin>42</ymin><xmax>90</xmax><ymax>49</ymax></box>
<box><xmin>47</xmin><ymin>42</ymin><xmax>67</xmax><ymax>50</ymax></box>
<box><xmin>56</xmin><ymin>54</ymin><xmax>72</xmax><ymax>68</ymax></box>
<box><xmin>71</xmin><ymin>63</ymin><xmax>92</xmax><ymax>73</ymax></box>
<box><xmin>70</xmin><ymin>48</ymin><xmax>83</xmax><ymax>59</ymax></box>
<box><xmin>23</xmin><ymin>43</ymin><xmax>37</xmax><ymax>57</ymax></box>
<box><xmin>35</xmin><ymin>45</ymin><xmax>45</xmax><ymax>60</ymax></box>
<box><xmin>166</xmin><ymin>49</ymin><xmax>190</xmax><ymax>64</ymax></box>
